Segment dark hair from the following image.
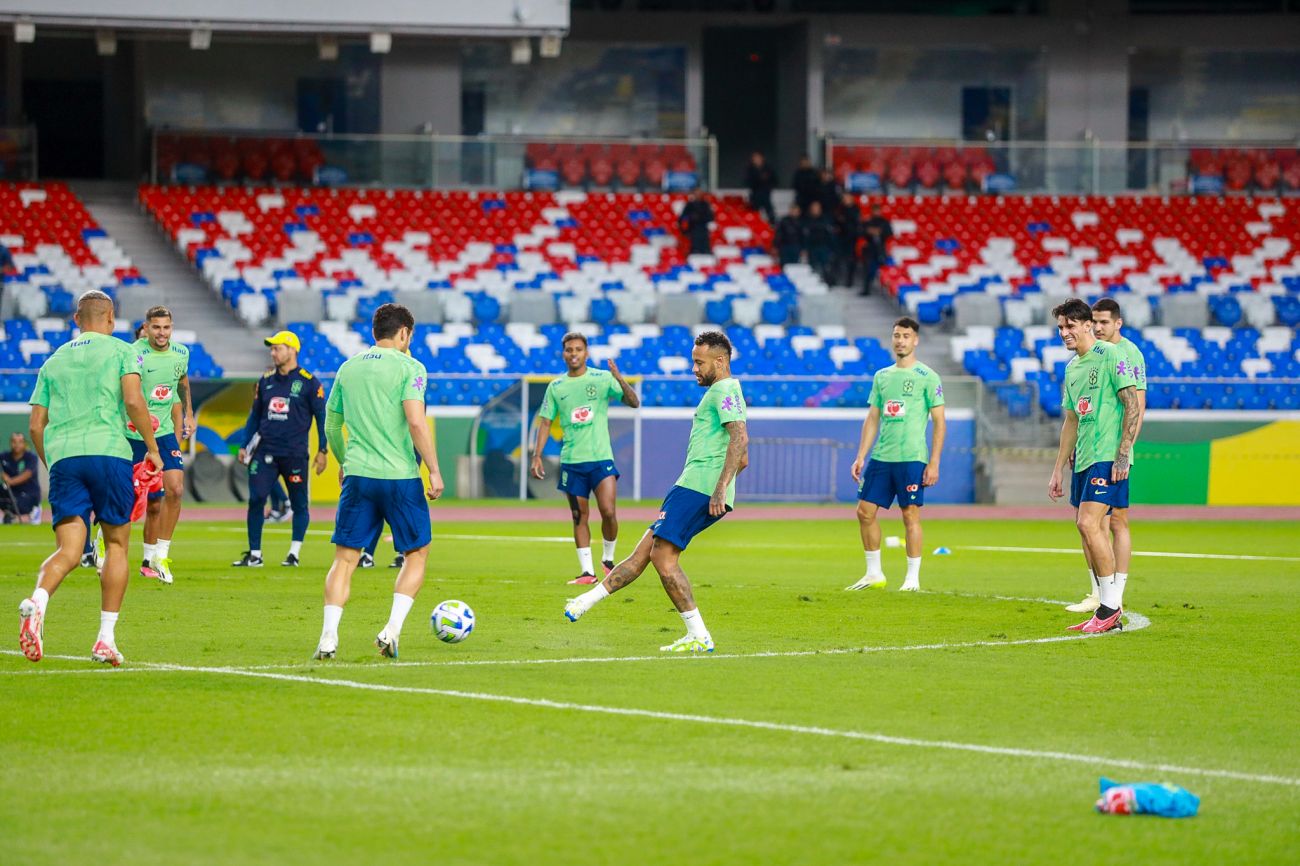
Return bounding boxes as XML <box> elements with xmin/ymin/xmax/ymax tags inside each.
<box><xmin>145</xmin><ymin>305</ymin><xmax>172</xmax><ymax>321</ymax></box>
<box><xmin>372</xmin><ymin>303</ymin><xmax>415</xmax><ymax>340</ymax></box>
<box><xmin>1051</xmin><ymin>298</ymin><xmax>1093</xmax><ymax>322</ymax></box>
<box><xmin>561</xmin><ymin>331</ymin><xmax>588</xmax><ymax>349</ymax></box>
<box><xmin>893</xmin><ymin>316</ymin><xmax>920</xmax><ymax>334</ymax></box>
<box><xmin>1091</xmin><ymin>297</ymin><xmax>1122</xmax><ymax>318</ymax></box>
<box><xmin>695</xmin><ymin>330</ymin><xmax>733</xmax><ymax>358</ymax></box>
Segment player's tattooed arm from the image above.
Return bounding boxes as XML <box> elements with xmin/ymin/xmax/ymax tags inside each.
<box><xmin>710</xmin><ymin>420</ymin><xmax>749</xmax><ymax>516</ymax></box>
<box><xmin>608</xmin><ymin>359</ymin><xmax>640</xmax><ymax>409</ymax></box>
<box><xmin>1114</xmin><ymin>386</ymin><xmax>1139</xmax><ymax>480</ymax></box>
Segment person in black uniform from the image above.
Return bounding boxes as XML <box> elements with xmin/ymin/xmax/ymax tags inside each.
<box><xmin>803</xmin><ymin>200</ymin><xmax>836</xmax><ymax>284</ymax></box>
<box><xmin>860</xmin><ymin>203</ymin><xmax>895</xmax><ymax>296</ymax></box>
<box><xmin>232</xmin><ymin>331</ymin><xmax>328</xmax><ymax>567</ymax></box>
<box><xmin>1</xmin><ymin>431</ymin><xmax>40</xmax><ymax>523</ymax></box>
<box><xmin>744</xmin><ymin>151</ymin><xmax>776</xmax><ymax>223</ymax></box>
<box><xmin>678</xmin><ymin>190</ymin><xmax>715</xmax><ymax>256</ymax></box>
<box><xmin>774</xmin><ymin>203</ymin><xmax>805</xmax><ymax>265</ymax></box>
<box><xmin>834</xmin><ymin>192</ymin><xmax>862</xmax><ymax>288</ymax></box>
<box><xmin>791</xmin><ymin>155</ymin><xmax>821</xmax><ymax>213</ymax></box>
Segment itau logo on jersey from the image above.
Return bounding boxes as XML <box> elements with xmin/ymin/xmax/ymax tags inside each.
<box><xmin>884</xmin><ymin>400</ymin><xmax>906</xmax><ymax>417</ymax></box>
<box><xmin>1076</xmin><ymin>395</ymin><xmax>1093</xmax><ymax>416</ymax></box>
<box><xmin>268</xmin><ymin>396</ymin><xmax>290</xmax><ymax>420</ymax></box>
<box><xmin>570</xmin><ymin>406</ymin><xmax>593</xmax><ymax>424</ymax></box>
<box><xmin>152</xmin><ymin>384</ymin><xmax>172</xmax><ymax>401</ymax></box>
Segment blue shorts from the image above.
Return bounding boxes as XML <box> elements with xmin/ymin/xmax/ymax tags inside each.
<box><xmin>130</xmin><ymin>434</ymin><xmax>184</xmax><ymax>500</ymax></box>
<box><xmin>557</xmin><ymin>460</ymin><xmax>620</xmax><ymax>499</ymax></box>
<box><xmin>649</xmin><ymin>485</ymin><xmax>728</xmax><ymax>551</ymax></box>
<box><xmin>48</xmin><ymin>455</ymin><xmax>134</xmax><ymax>527</ymax></box>
<box><xmin>857</xmin><ymin>459</ymin><xmax>926</xmax><ymax>509</ymax></box>
<box><xmin>1070</xmin><ymin>461</ymin><xmax>1130</xmax><ymax>510</ymax></box>
<box><xmin>332</xmin><ymin>475</ymin><xmax>431</xmax><ymax>554</ymax></box>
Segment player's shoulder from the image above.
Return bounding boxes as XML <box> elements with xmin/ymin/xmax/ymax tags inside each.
<box><xmin>914</xmin><ymin>361</ymin><xmax>939</xmax><ymax>378</ymax></box>
<box><xmin>261</xmin><ymin>368</ymin><xmax>275</xmax><ymax>379</ymax></box>
<box><xmin>1091</xmin><ymin>341</ymin><xmax>1115</xmax><ymax>357</ymax></box>
<box><xmin>171</xmin><ymin>341</ymin><xmax>190</xmax><ymax>357</ymax></box>
<box><xmin>298</xmin><ymin>368</ymin><xmax>313</xmax><ymax>380</ymax></box>
<box><xmin>872</xmin><ymin>363</ymin><xmax>897</xmax><ymax>377</ymax></box>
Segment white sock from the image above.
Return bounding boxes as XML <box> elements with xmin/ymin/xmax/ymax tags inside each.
<box><xmin>601</xmin><ymin>538</ymin><xmax>616</xmax><ymax>563</ymax></box>
<box><xmin>250</xmin><ymin>549</ymin><xmax>262</xmax><ymax>560</ymax></box>
<box><xmin>864</xmin><ymin>549</ymin><xmax>883</xmax><ymax>576</ymax></box>
<box><xmin>155</xmin><ymin>539</ymin><xmax>171</xmax><ymax>560</ymax></box>
<box><xmin>289</xmin><ymin>540</ymin><xmax>303</xmax><ymax>558</ymax></box>
<box><xmin>142</xmin><ymin>542</ymin><xmax>156</xmax><ymax>564</ymax></box>
<box><xmin>681</xmin><ymin>608</ymin><xmax>709</xmax><ymax>639</ymax></box>
<box><xmin>385</xmin><ymin>593</ymin><xmax>415</xmax><ymax>637</ymax></box>
<box><xmin>99</xmin><ymin>610</ymin><xmax>118</xmax><ymax>643</ymax></box>
<box><xmin>322</xmin><ymin>604</ymin><xmax>343</xmax><ymax>640</ymax></box>
<box><xmin>31</xmin><ymin>586</ymin><xmax>49</xmax><ymax>614</ymax></box>
<box><xmin>577</xmin><ymin>582</ymin><xmax>610</xmax><ymax>607</ymax></box>
<box><xmin>576</xmin><ymin>546</ymin><xmax>595</xmax><ymax>575</ymax></box>
<box><xmin>1113</xmin><ymin>572</ymin><xmax>1128</xmax><ymax>609</ymax></box>
<box><xmin>1088</xmin><ymin>568</ymin><xmax>1098</xmax><ymax>596</ymax></box>
<box><xmin>904</xmin><ymin>556</ymin><xmax>921</xmax><ymax>585</ymax></box>
<box><xmin>1097</xmin><ymin>574</ymin><xmax>1116</xmax><ymax>608</ymax></box>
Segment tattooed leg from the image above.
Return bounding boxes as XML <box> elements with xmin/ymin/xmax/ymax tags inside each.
<box><xmin>649</xmin><ymin>538</ymin><xmax>696</xmax><ymax>613</ymax></box>
<box><xmin>602</xmin><ymin>529</ymin><xmax>653</xmax><ymax>594</ymax></box>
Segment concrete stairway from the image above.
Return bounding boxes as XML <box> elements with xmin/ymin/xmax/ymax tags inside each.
<box><xmin>72</xmin><ymin>181</ymin><xmax>266</xmax><ymax>375</ymax></box>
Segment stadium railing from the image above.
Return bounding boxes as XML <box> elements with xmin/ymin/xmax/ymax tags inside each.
<box><xmin>821</xmin><ymin>138</ymin><xmax>1300</xmax><ymax>197</ymax></box>
<box><xmin>150</xmin><ymin>130</ymin><xmax>719</xmax><ymax>192</ymax></box>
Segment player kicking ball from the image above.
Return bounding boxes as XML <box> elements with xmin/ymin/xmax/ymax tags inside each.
<box><xmin>1047</xmin><ymin>299</ymin><xmax>1140</xmax><ymax>633</ymax></box>
<box><xmin>313</xmin><ymin>304</ymin><xmax>444</xmax><ymax>660</ymax></box>
<box><xmin>18</xmin><ymin>291</ymin><xmax>163</xmax><ymax>666</ymax></box>
<box><xmin>530</xmin><ymin>331</ymin><xmax>640</xmax><ymax>584</ymax></box>
<box><xmin>846</xmin><ymin>317</ymin><xmax>945</xmax><ymax>592</ymax></box>
<box><xmin>1065</xmin><ymin>298</ymin><xmax>1147</xmax><ymax>614</ymax></box>
<box><xmin>564</xmin><ymin>331</ymin><xmax>747</xmax><ymax>653</ymax></box>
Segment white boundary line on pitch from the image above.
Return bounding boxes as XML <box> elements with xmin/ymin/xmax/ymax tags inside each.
<box><xmin>5</xmin><ymin>647</ymin><xmax>1294</xmax><ymax>789</ymax></box>
<box><xmin>959</xmin><ymin>545</ymin><xmax>1300</xmax><ymax>563</ymax></box>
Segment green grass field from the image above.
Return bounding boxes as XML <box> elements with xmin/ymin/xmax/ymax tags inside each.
<box><xmin>1</xmin><ymin>511</ymin><xmax>1297</xmax><ymax>865</ymax></box>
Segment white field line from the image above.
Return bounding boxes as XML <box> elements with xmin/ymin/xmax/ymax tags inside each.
<box><xmin>960</xmin><ymin>545</ymin><xmax>1300</xmax><ymax>563</ymax></box>
<box><xmin>8</xmin><ymin>649</ymin><xmax>1293</xmax><ymax>789</ymax></box>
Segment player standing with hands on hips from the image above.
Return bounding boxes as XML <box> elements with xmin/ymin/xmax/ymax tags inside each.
<box><xmin>18</xmin><ymin>290</ymin><xmax>163</xmax><ymax>666</ymax></box>
<box><xmin>530</xmin><ymin>331</ymin><xmax>640</xmax><ymax>584</ymax></box>
<box><xmin>232</xmin><ymin>330</ymin><xmax>328</xmax><ymax>568</ymax></box>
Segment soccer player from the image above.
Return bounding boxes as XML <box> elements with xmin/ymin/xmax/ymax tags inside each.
<box><xmin>1048</xmin><ymin>299</ymin><xmax>1140</xmax><ymax>633</ymax></box>
<box><xmin>530</xmin><ymin>332</ymin><xmax>640</xmax><ymax>584</ymax></box>
<box><xmin>314</xmin><ymin>303</ymin><xmax>444</xmax><ymax>660</ymax></box>
<box><xmin>232</xmin><ymin>331</ymin><xmax>328</xmax><ymax>567</ymax></box>
<box><xmin>846</xmin><ymin>317</ymin><xmax>946</xmax><ymax>592</ymax></box>
<box><xmin>1065</xmin><ymin>298</ymin><xmax>1148</xmax><ymax>614</ymax></box>
<box><xmin>563</xmin><ymin>331</ymin><xmax>747</xmax><ymax>653</ymax></box>
<box><xmin>17</xmin><ymin>290</ymin><xmax>162</xmax><ymax>666</ymax></box>
<box><xmin>124</xmin><ymin>305</ymin><xmax>194</xmax><ymax>584</ymax></box>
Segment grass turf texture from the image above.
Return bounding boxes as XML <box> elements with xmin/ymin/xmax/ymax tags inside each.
<box><xmin>1</xmin><ymin>515</ymin><xmax>1297</xmax><ymax>865</ymax></box>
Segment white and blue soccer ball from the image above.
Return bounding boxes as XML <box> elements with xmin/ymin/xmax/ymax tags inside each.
<box><xmin>431</xmin><ymin>600</ymin><xmax>475</xmax><ymax>644</ymax></box>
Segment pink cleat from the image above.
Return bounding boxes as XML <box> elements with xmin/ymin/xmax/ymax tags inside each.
<box><xmin>18</xmin><ymin>598</ymin><xmax>43</xmax><ymax>662</ymax></box>
<box><xmin>140</xmin><ymin>561</ymin><xmax>160</xmax><ymax>580</ymax></box>
<box><xmin>602</xmin><ymin>560</ymin><xmax>615</xmax><ymax>578</ymax></box>
<box><xmin>567</xmin><ymin>573</ymin><xmax>599</xmax><ymax>586</ymax></box>
<box><xmin>91</xmin><ymin>639</ymin><xmax>124</xmax><ymax>667</ymax></box>
<box><xmin>1081</xmin><ymin>608</ymin><xmax>1124</xmax><ymax>634</ymax></box>
<box><xmin>1066</xmin><ymin>617</ymin><xmax>1090</xmax><ymax>632</ymax></box>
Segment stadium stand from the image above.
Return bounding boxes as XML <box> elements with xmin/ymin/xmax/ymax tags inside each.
<box><xmin>0</xmin><ymin>182</ymin><xmax>224</xmax><ymax>382</ymax></box>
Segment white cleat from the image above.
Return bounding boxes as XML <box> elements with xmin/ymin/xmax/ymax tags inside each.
<box><xmin>563</xmin><ymin>597</ymin><xmax>591</xmax><ymax>623</ymax></box>
<box><xmin>154</xmin><ymin>557</ymin><xmax>175</xmax><ymax>585</ymax></box>
<box><xmin>660</xmin><ymin>634</ymin><xmax>715</xmax><ymax>653</ymax></box>
<box><xmin>845</xmin><ymin>575</ymin><xmax>887</xmax><ymax>591</ymax></box>
<box><xmin>899</xmin><ymin>582</ymin><xmax>920</xmax><ymax>592</ymax></box>
<box><xmin>375</xmin><ymin>628</ymin><xmax>399</xmax><ymax>659</ymax></box>
<box><xmin>91</xmin><ymin>639</ymin><xmax>123</xmax><ymax>667</ymax></box>
<box><xmin>313</xmin><ymin>633</ymin><xmax>338</xmax><ymax>660</ymax></box>
<box><xmin>1066</xmin><ymin>593</ymin><xmax>1100</xmax><ymax>613</ymax></box>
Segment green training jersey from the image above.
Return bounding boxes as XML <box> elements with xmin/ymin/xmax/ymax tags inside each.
<box><xmin>327</xmin><ymin>346</ymin><xmax>427</xmax><ymax>480</ymax></box>
<box><xmin>126</xmin><ymin>337</ymin><xmax>189</xmax><ymax>440</ymax></box>
<box><xmin>867</xmin><ymin>362</ymin><xmax>945</xmax><ymax>463</ymax></box>
<box><xmin>537</xmin><ymin>368</ymin><xmax>625</xmax><ymax>464</ymax></box>
<box><xmin>1061</xmin><ymin>341</ymin><xmax>1132</xmax><ymax>472</ymax></box>
<box><xmin>1112</xmin><ymin>336</ymin><xmax>1147</xmax><ymax>392</ymax></box>
<box><xmin>674</xmin><ymin>377</ymin><xmax>747</xmax><ymax>508</ymax></box>
<box><xmin>29</xmin><ymin>331</ymin><xmax>142</xmax><ymax>467</ymax></box>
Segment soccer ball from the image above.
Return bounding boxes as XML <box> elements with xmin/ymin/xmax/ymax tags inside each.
<box><xmin>431</xmin><ymin>600</ymin><xmax>475</xmax><ymax>643</ymax></box>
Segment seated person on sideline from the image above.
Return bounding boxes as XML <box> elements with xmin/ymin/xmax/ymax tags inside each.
<box><xmin>2</xmin><ymin>431</ymin><xmax>41</xmax><ymax>523</ymax></box>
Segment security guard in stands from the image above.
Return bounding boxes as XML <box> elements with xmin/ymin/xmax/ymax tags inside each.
<box><xmin>233</xmin><ymin>331</ymin><xmax>328</xmax><ymax>567</ymax></box>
